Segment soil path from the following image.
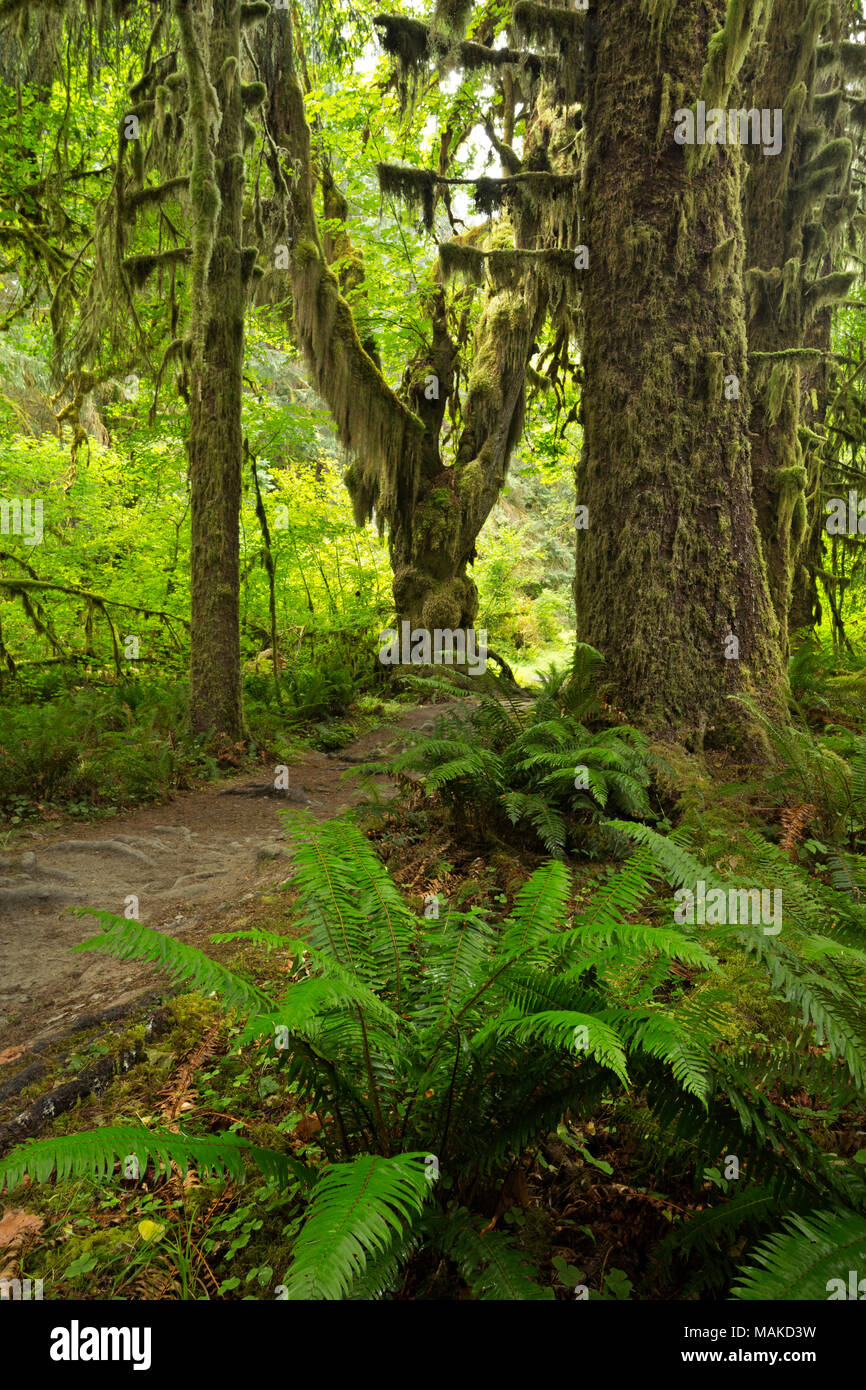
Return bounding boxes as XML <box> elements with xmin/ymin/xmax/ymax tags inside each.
<box><xmin>0</xmin><ymin>702</ymin><xmax>464</xmax><ymax>1050</ymax></box>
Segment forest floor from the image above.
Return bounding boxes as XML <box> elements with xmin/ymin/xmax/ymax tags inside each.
<box><xmin>0</xmin><ymin>700</ymin><xmax>467</xmax><ymax>1053</ymax></box>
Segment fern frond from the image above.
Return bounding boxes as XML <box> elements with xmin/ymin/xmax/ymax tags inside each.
<box><xmin>498</xmin><ymin>859</ymin><xmax>572</xmax><ymax>956</ymax></box>
<box><xmin>435</xmin><ymin>1211</ymin><xmax>554</xmax><ymax>1300</ymax></box>
<box><xmin>501</xmin><ymin>790</ymin><xmax>567</xmax><ymax>854</ymax></box>
<box><xmin>283</xmin><ymin>1153</ymin><xmax>432</xmax><ymax>1300</ymax></box>
<box><xmin>473</xmin><ymin>1007</ymin><xmax>629</xmax><ymax>1085</ymax></box>
<box><xmin>732</xmin><ymin>1207</ymin><xmax>866</xmax><ymax>1301</ymax></box>
<box><xmin>73</xmin><ymin>910</ymin><xmax>272</xmax><ymax>1014</ymax></box>
<box><xmin>0</xmin><ymin>1125</ymin><xmax>309</xmax><ymax>1190</ymax></box>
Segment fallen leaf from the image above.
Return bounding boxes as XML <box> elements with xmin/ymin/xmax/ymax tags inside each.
<box><xmin>0</xmin><ymin>1209</ymin><xmax>44</xmax><ymax>1250</ymax></box>
<box><xmin>0</xmin><ymin>1045</ymin><xmax>29</xmax><ymax>1066</ymax></box>
<box><xmin>293</xmin><ymin>1114</ymin><xmax>322</xmax><ymax>1143</ymax></box>
<box><xmin>137</xmin><ymin>1220</ymin><xmax>165</xmax><ymax>1243</ymax></box>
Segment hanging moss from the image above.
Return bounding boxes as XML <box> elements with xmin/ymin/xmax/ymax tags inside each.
<box><xmin>377</xmin><ymin>163</ymin><xmax>436</xmax><ymax>229</ymax></box>
<box><xmin>373</xmin><ymin>13</ymin><xmax>430</xmax><ymax>69</ymax></box>
<box><xmin>779</xmin><ymin>256</ymin><xmax>801</xmax><ymax>323</ymax></box>
<box><xmin>765</xmin><ymin>360</ymin><xmax>792</xmax><ymax>427</ymax></box>
<box><xmin>121</xmin><ymin>248</ymin><xmax>190</xmax><ymax>289</ymax></box>
<box><xmin>700</xmin><ymin>0</ymin><xmax>771</xmax><ymax>115</ymax></box>
<box><xmin>438</xmin><ymin>240</ymin><xmax>486</xmax><ymax>285</ymax></box>
<box><xmin>813</xmin><ymin>87</ymin><xmax>843</xmax><ymax>120</ymax></box>
<box><xmin>241</xmin><ymin>81</ymin><xmax>267</xmax><ymax>108</ymax></box>
<box><xmin>804</xmin><ymin>269</ymin><xmax>857</xmax><ymax>318</ymax></box>
<box><xmin>240</xmin><ymin>2</ymin><xmax>271</xmax><ymax>22</ymax></box>
<box><xmin>473</xmin><ymin>171</ymin><xmax>577</xmax><ymax>218</ymax></box>
<box><xmin>273</xmin><ymin>67</ymin><xmax>426</xmax><ymax>540</ymax></box>
<box><xmin>440</xmin><ymin>239</ymin><xmax>576</xmax><ymax>287</ymax></box>
<box><xmin>710</xmin><ymin>234</ymin><xmax>736</xmax><ymax>288</ymax></box>
<box><xmin>431</xmin><ymin>0</ymin><xmax>473</xmax><ymax>35</ymax></box>
<box><xmin>640</xmin><ymin>0</ymin><xmax>680</xmax><ymax>34</ymax></box>
<box><xmin>745</xmin><ymin>265</ymin><xmax>781</xmax><ymax>323</ymax></box>
<box><xmin>374</xmin><ymin>10</ymin><xmax>543</xmax><ymax>113</ymax></box>
<box><xmin>774</xmin><ymin>463</ymin><xmax>808</xmax><ymax>540</ymax></box>
<box><xmin>511</xmin><ymin>1</ymin><xmax>584</xmax><ymax>50</ymax></box>
<box><xmin>798</xmin><ymin>135</ymin><xmax>853</xmax><ymax>182</ymax></box>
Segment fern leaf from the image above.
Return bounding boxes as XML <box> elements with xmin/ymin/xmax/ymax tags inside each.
<box><xmin>732</xmin><ymin>1207</ymin><xmax>866</xmax><ymax>1301</ymax></box>
<box><xmin>0</xmin><ymin>1125</ymin><xmax>309</xmax><ymax>1190</ymax></box>
<box><xmin>284</xmin><ymin>1153</ymin><xmax>432</xmax><ymax>1300</ymax></box>
<box><xmin>73</xmin><ymin>910</ymin><xmax>272</xmax><ymax>1014</ymax></box>
<box><xmin>443</xmin><ymin>1217</ymin><xmax>554</xmax><ymax>1300</ymax></box>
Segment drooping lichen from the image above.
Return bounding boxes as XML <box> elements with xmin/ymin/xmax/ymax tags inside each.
<box><xmin>511</xmin><ymin>2</ymin><xmax>585</xmax><ymax>50</ymax></box>
<box><xmin>377</xmin><ymin>163</ymin><xmax>437</xmax><ymax>229</ymax></box>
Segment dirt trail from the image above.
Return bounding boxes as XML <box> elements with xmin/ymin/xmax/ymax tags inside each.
<box><xmin>0</xmin><ymin>703</ymin><xmax>463</xmax><ymax>1051</ymax></box>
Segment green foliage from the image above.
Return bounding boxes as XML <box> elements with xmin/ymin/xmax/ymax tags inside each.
<box><xmin>0</xmin><ymin>1124</ymin><xmax>306</xmax><ymax>1190</ymax></box>
<box><xmin>6</xmin><ymin>809</ymin><xmax>866</xmax><ymax>1299</ymax></box>
<box><xmin>0</xmin><ymin>812</ymin><xmax>752</xmax><ymax>1298</ymax></box>
<box><xmin>282</xmin><ymin>1153</ymin><xmax>432</xmax><ymax>1300</ymax></box>
<box><xmin>432</xmin><ymin>1210</ymin><xmax>554</xmax><ymax>1300</ymax></box>
<box><xmin>0</xmin><ymin>681</ymin><xmax>217</xmax><ymax>816</ymax></box>
<box><xmin>612</xmin><ymin>819</ymin><xmax>866</xmax><ymax>1090</ymax></box>
<box><xmin>72</xmin><ymin>908</ymin><xmax>274</xmax><ymax>1015</ymax></box>
<box><xmin>368</xmin><ymin>672</ymin><xmax>655</xmax><ymax>855</ymax></box>
<box><xmin>732</xmin><ymin>1207</ymin><xmax>866</xmax><ymax>1301</ymax></box>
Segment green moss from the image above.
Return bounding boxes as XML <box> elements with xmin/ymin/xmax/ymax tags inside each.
<box><xmin>240</xmin><ymin>81</ymin><xmax>267</xmax><ymax>108</ymax></box>
<box><xmin>456</xmin><ymin>458</ymin><xmax>484</xmax><ymax>509</ymax></box>
<box><xmin>706</xmin><ymin>351</ymin><xmax>725</xmax><ymax>404</ymax></box>
<box><xmin>710</xmin><ymin>235</ymin><xmax>736</xmax><ymax>289</ymax></box>
<box><xmin>694</xmin><ymin>947</ymin><xmax>791</xmax><ymax>1041</ymax></box>
<box><xmin>512</xmin><ymin>1</ymin><xmax>584</xmax><ymax>49</ymax></box>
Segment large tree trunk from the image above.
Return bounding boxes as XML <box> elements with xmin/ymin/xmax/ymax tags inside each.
<box><xmin>575</xmin><ymin>0</ymin><xmax>786</xmax><ymax>749</ymax></box>
<box><xmin>744</xmin><ymin>0</ymin><xmax>854</xmax><ymax>647</ymax></box>
<box><xmin>743</xmin><ymin>0</ymin><xmax>817</xmax><ymax>656</ymax></box>
<box><xmin>388</xmin><ymin>280</ymin><xmax>540</xmax><ymax>633</ymax></box>
<box><xmin>255</xmin><ymin>10</ymin><xmax>569</xmax><ymax>645</ymax></box>
<box><xmin>179</xmin><ymin>0</ymin><xmax>246</xmax><ymax>740</ymax></box>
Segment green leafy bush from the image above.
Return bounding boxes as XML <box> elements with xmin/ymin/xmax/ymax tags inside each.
<box><xmin>368</xmin><ymin>660</ymin><xmax>655</xmax><ymax>854</ymax></box>
<box><xmin>3</xmin><ymin>813</ymin><xmax>866</xmax><ymax>1299</ymax></box>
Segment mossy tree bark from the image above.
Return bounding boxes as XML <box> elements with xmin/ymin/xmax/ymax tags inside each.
<box><xmin>745</xmin><ymin>0</ymin><xmax>829</xmax><ymax>652</ymax></box>
<box><xmin>253</xmin><ymin>7</ymin><xmax>571</xmax><ymax>639</ymax></box>
<box><xmin>744</xmin><ymin>1</ymin><xmax>859</xmax><ymax>647</ymax></box>
<box><xmin>43</xmin><ymin>0</ymin><xmax>258</xmax><ymax>743</ymax></box>
<box><xmin>387</xmin><ymin>278</ymin><xmax>542</xmax><ymax>632</ymax></box>
<box><xmin>575</xmin><ymin>0</ymin><xmax>786</xmax><ymax>748</ymax></box>
<box><xmin>178</xmin><ymin>0</ymin><xmax>247</xmax><ymax>741</ymax></box>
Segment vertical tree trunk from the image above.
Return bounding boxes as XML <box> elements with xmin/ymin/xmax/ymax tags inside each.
<box><xmin>575</xmin><ymin>0</ymin><xmax>786</xmax><ymax>748</ymax></box>
<box><xmin>743</xmin><ymin>0</ymin><xmax>813</xmax><ymax>656</ymax></box>
<box><xmin>178</xmin><ymin>0</ymin><xmax>246</xmax><ymax>740</ymax></box>
<box><xmin>744</xmin><ymin>0</ymin><xmax>851</xmax><ymax>646</ymax></box>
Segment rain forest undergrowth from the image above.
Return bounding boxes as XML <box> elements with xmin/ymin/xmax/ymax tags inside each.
<box><xmin>3</xmin><ymin>643</ymin><xmax>866</xmax><ymax>1300</ymax></box>
<box><xmin>2</xmin><ymin>0</ymin><xmax>866</xmax><ymax>1313</ymax></box>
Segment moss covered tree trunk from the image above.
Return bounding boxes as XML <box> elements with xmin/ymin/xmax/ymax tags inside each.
<box><xmin>744</xmin><ymin>0</ymin><xmax>855</xmax><ymax>648</ymax></box>
<box><xmin>179</xmin><ymin>0</ymin><xmax>246</xmax><ymax>740</ymax></box>
<box><xmin>574</xmin><ymin>0</ymin><xmax>786</xmax><ymax>747</ymax></box>
<box><xmin>743</xmin><ymin>0</ymin><xmax>819</xmax><ymax>656</ymax></box>
<box><xmin>388</xmin><ymin>281</ymin><xmax>540</xmax><ymax>633</ymax></box>
<box><xmin>256</xmin><ymin>8</ymin><xmax>564</xmax><ymax>644</ymax></box>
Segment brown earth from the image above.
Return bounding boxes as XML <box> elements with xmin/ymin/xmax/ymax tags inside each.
<box><xmin>0</xmin><ymin>702</ymin><xmax>466</xmax><ymax>1052</ymax></box>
